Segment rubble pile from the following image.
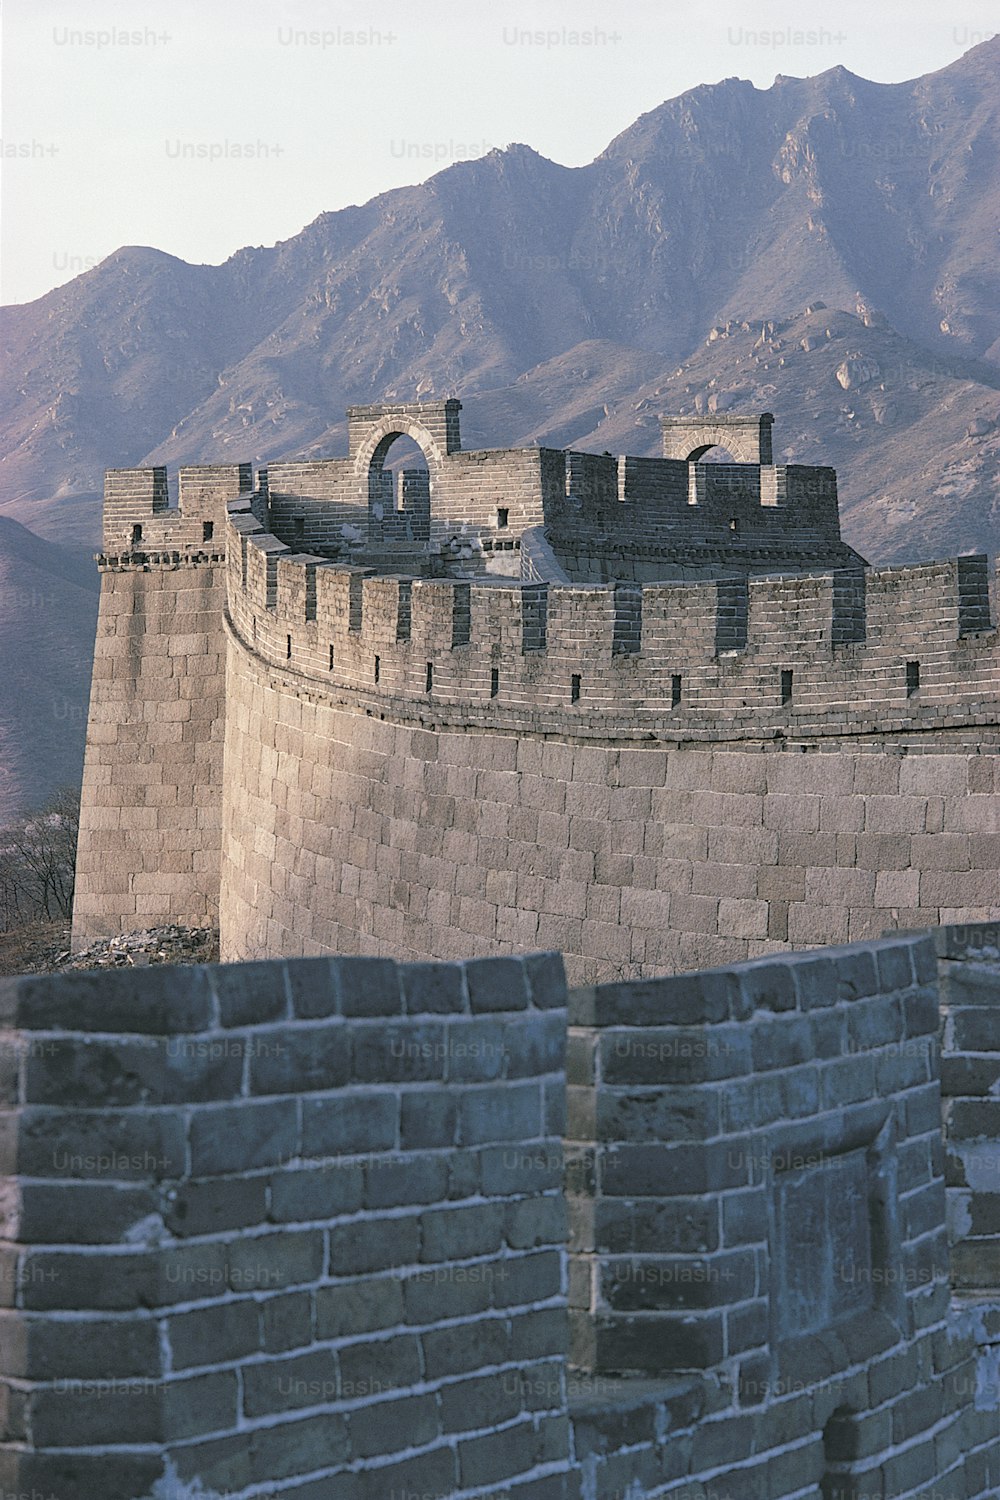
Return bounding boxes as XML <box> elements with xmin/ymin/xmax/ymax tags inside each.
<box><xmin>49</xmin><ymin>925</ymin><xmax>219</xmax><ymax>971</ymax></box>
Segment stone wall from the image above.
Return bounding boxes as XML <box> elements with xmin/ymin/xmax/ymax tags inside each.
<box><xmin>74</xmin><ymin>409</ymin><xmax>1000</xmax><ymax>970</ymax></box>
<box><xmin>252</xmin><ymin>399</ymin><xmax>852</xmax><ymax>575</ymax></box>
<box><xmin>228</xmin><ymin>500</ymin><xmax>997</xmax><ymax>735</ymax></box>
<box><xmin>102</xmin><ymin>465</ymin><xmax>252</xmax><ymax>554</ymax></box>
<box><xmin>71</xmin><ymin>558</ymin><xmax>227</xmax><ymax>946</ymax></box>
<box><xmin>660</xmin><ymin>412</ymin><xmax>775</xmax><ymax>464</ymax></box>
<box><xmin>936</xmin><ymin>921</ymin><xmax>1000</xmax><ymax>1435</ymax></box>
<box><xmin>2</xmin><ymin>932</ymin><xmax>1000</xmax><ymax>1499</ymax></box>
<box><xmin>220</xmin><ymin>622</ymin><xmax>1000</xmax><ymax>980</ymax></box>
<box><xmin>212</xmin><ymin>494</ymin><xmax>1000</xmax><ymax>980</ymax></box>
<box><xmin>0</xmin><ymin>950</ymin><xmax>573</xmax><ymax>1500</ymax></box>
<box><xmin>73</xmin><ymin>462</ymin><xmax>262</xmax><ymax>947</ymax></box>
<box><xmin>565</xmin><ymin>934</ymin><xmax>993</xmax><ymax>1498</ymax></box>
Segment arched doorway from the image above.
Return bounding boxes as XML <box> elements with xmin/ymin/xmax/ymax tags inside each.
<box><xmin>367</xmin><ymin>432</ymin><xmax>430</xmax><ymax>545</ymax></box>
<box><xmin>686</xmin><ymin>444</ymin><xmax>742</xmax><ymax>505</ymax></box>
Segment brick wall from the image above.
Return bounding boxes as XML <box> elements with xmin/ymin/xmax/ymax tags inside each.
<box><xmin>937</xmin><ymin>924</ymin><xmax>1000</xmax><ymax>1297</ymax></box>
<box><xmin>102</xmin><ymin>465</ymin><xmax>251</xmax><ymax>553</ymax></box>
<box><xmin>73</xmin><ymin>462</ymin><xmax>262</xmax><ymax>945</ymax></box>
<box><xmin>3</xmin><ymin>935</ymin><xmax>1000</xmax><ymax>1499</ymax></box>
<box><xmin>227</xmin><ymin>504</ymin><xmax>998</xmax><ymax>738</ymax></box>
<box><xmin>75</xmin><ymin>413</ymin><xmax>1000</xmax><ymax>977</ymax></box>
<box><xmin>935</xmin><ymin>921</ymin><xmax>1000</xmax><ymax>1449</ymax></box>
<box><xmin>660</xmin><ymin>413</ymin><xmax>774</xmax><ymax>464</ymax></box>
<box><xmin>207</xmin><ymin>494</ymin><xmax>1000</xmax><ymax>980</ymax></box>
<box><xmin>218</xmin><ymin>401</ymin><xmax>854</xmax><ymax>576</ymax></box>
<box><xmin>564</xmin><ymin>935</ymin><xmax>991</xmax><ymax>1498</ymax></box>
<box><xmin>71</xmin><ymin>559</ymin><xmax>227</xmax><ymax>946</ymax></box>
<box><xmin>0</xmin><ymin>950</ymin><xmax>574</xmax><ymax>1500</ymax></box>
<box><xmin>220</xmin><ymin>600</ymin><xmax>1000</xmax><ymax>982</ymax></box>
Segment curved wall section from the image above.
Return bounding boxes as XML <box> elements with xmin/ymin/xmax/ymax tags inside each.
<box><xmin>219</xmin><ymin>623</ymin><xmax>1000</xmax><ymax>982</ymax></box>
<box><xmin>219</xmin><ymin>503</ymin><xmax>1000</xmax><ymax>981</ymax></box>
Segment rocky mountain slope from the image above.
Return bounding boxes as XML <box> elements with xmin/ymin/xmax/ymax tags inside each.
<box><xmin>0</xmin><ymin>38</ymin><xmax>998</xmax><ymax>820</ymax></box>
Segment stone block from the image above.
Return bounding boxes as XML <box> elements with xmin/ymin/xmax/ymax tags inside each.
<box><xmin>300</xmin><ymin>1094</ymin><xmax>398</xmax><ymax>1157</ymax></box>
<box><xmin>718</xmin><ymin>898</ymin><xmax>769</xmax><ymax>939</ymax></box>
<box><xmin>328</xmin><ymin>1214</ymin><xmax>421</xmax><ymax>1276</ymax></box>
<box><xmin>189</xmin><ymin>1099</ymin><xmax>297</xmax><ymax>1175</ymax></box>
<box><xmin>315</xmin><ymin>1275</ymin><xmax>404</xmax><ymax>1338</ymax></box>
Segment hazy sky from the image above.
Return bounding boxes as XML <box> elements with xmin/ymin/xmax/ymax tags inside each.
<box><xmin>2</xmin><ymin>0</ymin><xmax>995</xmax><ymax>305</ymax></box>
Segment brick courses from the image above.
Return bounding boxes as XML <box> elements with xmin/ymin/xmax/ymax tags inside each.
<box><xmin>0</xmin><ymin>934</ymin><xmax>998</xmax><ymax>1496</ymax></box>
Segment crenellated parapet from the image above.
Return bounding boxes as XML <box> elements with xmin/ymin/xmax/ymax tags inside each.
<box><xmin>101</xmin><ymin>462</ymin><xmax>254</xmax><ymax>556</ymax></box>
<box><xmin>225</xmin><ymin>496</ymin><xmax>1000</xmax><ymax>743</ymax></box>
<box><xmin>95</xmin><ymin>407</ymin><xmax>858</xmax><ymax>590</ymax></box>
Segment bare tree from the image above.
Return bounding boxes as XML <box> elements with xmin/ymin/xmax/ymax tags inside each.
<box><xmin>0</xmin><ymin>786</ymin><xmax>80</xmax><ymax>930</ymax></box>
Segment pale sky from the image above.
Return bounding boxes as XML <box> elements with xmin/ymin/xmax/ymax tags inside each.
<box><xmin>2</xmin><ymin>0</ymin><xmax>995</xmax><ymax>306</ymax></box>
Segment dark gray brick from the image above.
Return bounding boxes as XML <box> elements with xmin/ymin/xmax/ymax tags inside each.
<box><xmin>465</xmin><ymin>956</ymin><xmax>530</xmax><ymax>1012</ymax></box>
<box><xmin>189</xmin><ymin>1099</ymin><xmax>297</xmax><ymax>1175</ymax></box>
<box><xmin>349</xmin><ymin>1392</ymin><xmax>439</xmax><ymax>1456</ymax></box>
<box><xmin>328</xmin><ymin>1214</ymin><xmax>420</xmax><ymax>1275</ymax></box>
<box><xmin>441</xmin><ymin>1370</ymin><xmax>523</xmax><ymax>1432</ymax></box>
<box><xmin>20</xmin><ymin>1181</ymin><xmax>161</xmax><ymax>1244</ymax></box>
<box><xmin>249</xmin><ymin>1025</ymin><xmax>351</xmax><ymax>1095</ymax></box>
<box><xmin>165</xmin><ymin>1174</ymin><xmax>268</xmax><ymax>1238</ymax></box>
<box><xmin>162</xmin><ymin>1369</ymin><xmax>239</xmax><ymax>1440</ymax></box>
<box><xmin>286</xmin><ymin>957</ymin><xmax>339</xmax><ymax>1019</ymax></box>
<box><xmin>365</xmin><ymin>1154</ymin><xmax>449</xmax><ymax>1209</ymax></box>
<box><xmin>790</xmin><ymin>954</ymin><xmax>839</xmax><ymax>1010</ymax></box>
<box><xmin>458</xmin><ymin>1083</ymin><xmax>542</xmax><ymax>1144</ymax></box>
<box><xmin>1</xmin><ymin>966</ymin><xmax>213</xmax><ymax>1035</ymax></box>
<box><xmin>402</xmin><ymin>1261</ymin><xmax>496</xmax><ymax>1322</ymax></box>
<box><xmin>261</xmin><ymin>1290</ymin><xmax>312</xmax><ymax>1353</ymax></box>
<box><xmin>316</xmin><ymin>1276</ymin><xmax>404</xmax><ymax>1339</ymax></box>
<box><xmin>524</xmin><ymin>951</ymin><xmax>568</xmax><ymax>1009</ymax></box>
<box><xmin>421</xmin><ymin>1202</ymin><xmax>506</xmax><ymax>1261</ymax></box>
<box><xmin>875</xmin><ymin>941</ymin><xmax>915</xmax><ymax>994</ymax></box>
<box><xmin>422</xmin><ymin>1315</ymin><xmax>508</xmax><ymax>1379</ymax></box>
<box><xmin>334</xmin><ymin>957</ymin><xmax>403</xmax><ymax>1016</ymax></box>
<box><xmin>18</xmin><ymin>1106</ymin><xmax>185</xmax><ymax>1180</ymax></box>
<box><xmin>350</xmin><ymin>1022</ymin><xmax>447</xmax><ymax>1084</ymax></box>
<box><xmin>243</xmin><ymin>1348</ymin><xmax>338</xmax><ymax>1417</ymax></box>
<box><xmin>401</xmin><ymin>961</ymin><xmax>467</xmax><ymax>1014</ymax></box>
<box><xmin>226</xmin><ymin>1229</ymin><xmax>323</xmax><ymax>1294</ymax></box>
<box><xmin>300</xmin><ymin>1093</ymin><xmax>398</xmax><ymax>1157</ymax></box>
<box><xmin>210</xmin><ymin>960</ymin><xmax>289</xmax><ymax>1027</ymax></box>
<box><xmin>505</xmin><ymin>1195</ymin><xmax>567</xmax><ymax>1250</ymax></box>
<box><xmin>400</xmin><ymin>1090</ymin><xmax>458</xmax><ymax>1148</ymax></box>
<box><xmin>338</xmin><ymin>1332</ymin><xmax>421</xmax><ymax>1395</ymax></box>
<box><xmin>168</xmin><ymin>1299</ymin><xmax>259</xmax><ymax>1370</ymax></box>
<box><xmin>269</xmin><ymin>1162</ymin><xmax>364</xmax><ymax>1222</ymax></box>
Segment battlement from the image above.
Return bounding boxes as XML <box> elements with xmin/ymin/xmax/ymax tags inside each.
<box><xmin>101</xmin><ymin>462</ymin><xmax>254</xmax><ymax>553</ymax></box>
<box><xmin>226</xmin><ymin>496</ymin><xmax>998</xmax><ymax>742</ymax></box>
<box><xmin>98</xmin><ymin>404</ymin><xmax>852</xmax><ymax>584</ymax></box>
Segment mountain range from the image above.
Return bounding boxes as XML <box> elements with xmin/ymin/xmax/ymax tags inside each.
<box><xmin>1</xmin><ymin>37</ymin><xmax>998</xmax><ymax>824</ymax></box>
